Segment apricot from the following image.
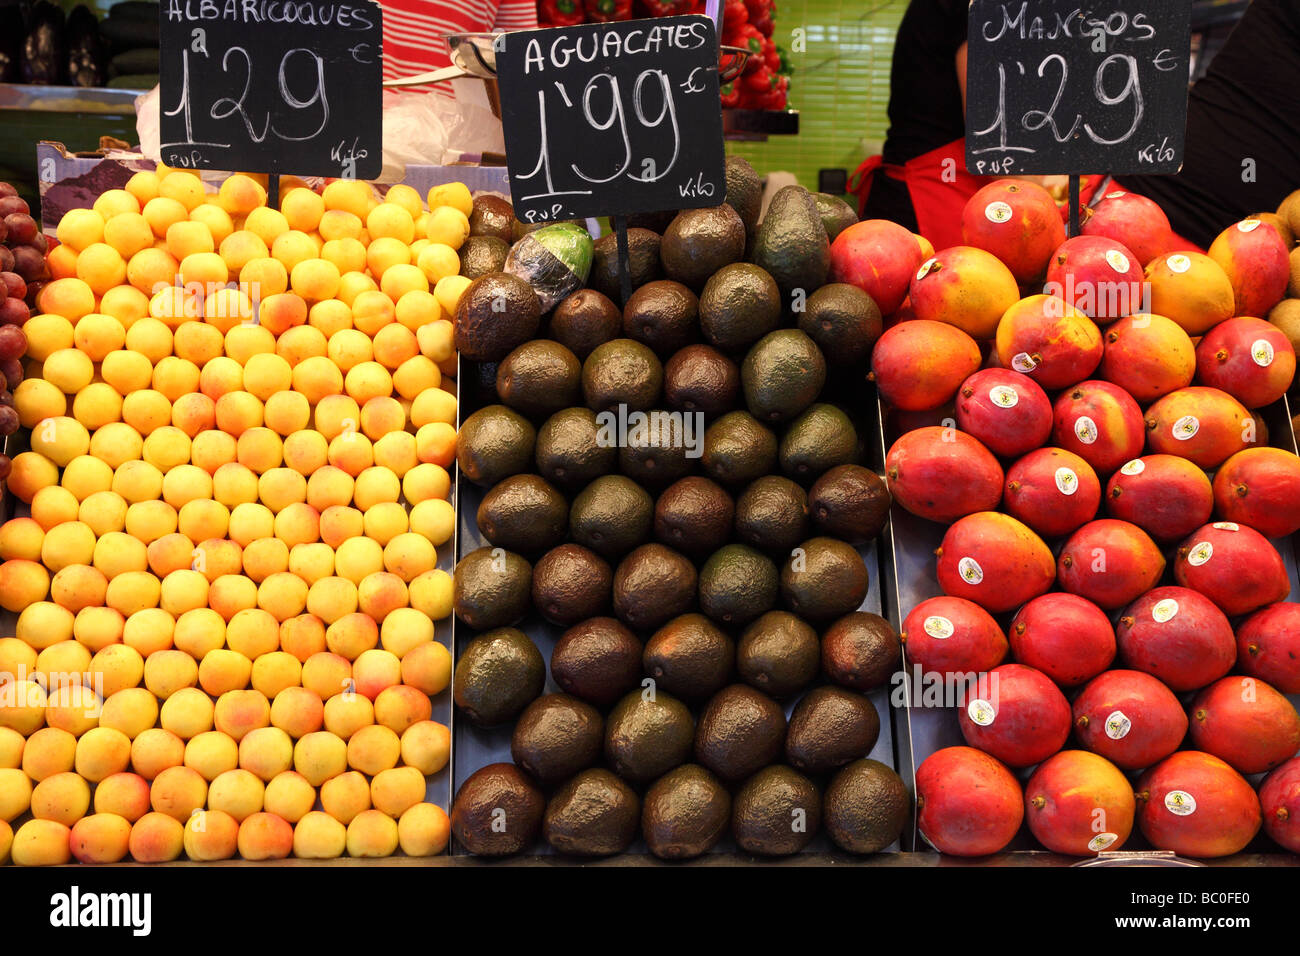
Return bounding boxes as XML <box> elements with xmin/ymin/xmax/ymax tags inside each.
<box><xmin>100</xmin><ymin>688</ymin><xmax>159</xmax><ymax>740</ymax></box>
<box><xmin>68</xmin><ymin>812</ymin><xmax>132</xmax><ymax>863</ymax></box>
<box><xmin>128</xmin><ymin>811</ymin><xmax>185</xmax><ymax>862</ymax></box>
<box><xmin>16</xmin><ymin>602</ymin><xmax>76</xmax><ymax>651</ymax></box>
<box><xmin>0</xmin><ymin>517</ymin><xmax>44</xmax><ymax>562</ymax></box>
<box><xmin>161</xmin><ymin>569</ymin><xmax>211</xmax><ymax>617</ymax></box>
<box><xmin>352</xmin><ymin>649</ymin><xmax>402</xmax><ymax>702</ymax></box>
<box><xmin>21</xmin><ymin>727</ymin><xmax>77</xmax><ymax>781</ymax></box>
<box><xmin>236</xmin><ymin>811</ymin><xmax>293</xmax><ymax>860</ymax></box>
<box><xmin>323</xmin><ymin>691</ymin><xmax>374</xmax><ymax>741</ymax></box>
<box><xmin>319</xmin><ymin>505</ymin><xmax>364</xmax><ymax>547</ymax></box>
<box><xmin>88</xmin><ymin>644</ymin><xmax>145</xmax><ymax>699</ymax></box>
<box><xmin>374</xmin><ymin>685</ymin><xmax>432</xmax><ymax>735</ymax></box>
<box><xmin>398</xmin><ymin>802</ymin><xmax>449</xmax><ymax>857</ymax></box>
<box><xmin>208</xmin><ymin>573</ymin><xmax>257</xmax><ymax>621</ymax></box>
<box><xmin>280</xmin><ymin>614</ymin><xmax>327</xmax><ymax>663</ymax></box>
<box><xmin>75</xmin><ymin>725</ymin><xmax>133</xmax><ymax>782</ymax></box>
<box><xmin>293</xmin><ymin>730</ymin><xmax>347</xmax><ymax>787</ymax></box>
<box><xmin>293</xmin><ymin>810</ymin><xmax>347</xmax><ymax>858</ymax></box>
<box><xmin>74</xmin><ymin>606</ymin><xmax>126</xmax><ymax>651</ymax></box>
<box><xmin>264</xmin><ymin>390</ymin><xmax>311</xmax><ymax>436</ymax></box>
<box><xmin>401</xmin><ymin>720</ymin><xmax>451</xmax><ymax>776</ymax></box>
<box><xmin>250</xmin><ymin>651</ymin><xmax>302</xmax><ymax>700</ymax></box>
<box><xmin>346</xmin><ymin>808</ymin><xmax>399</xmax><ymax>857</ymax></box>
<box><xmin>399</xmin><ymin>640</ymin><xmax>452</xmax><ymax>697</ymax></box>
<box><xmin>197</xmin><ymin>649</ymin><xmax>254</xmax><ymax>698</ymax></box>
<box><xmin>358</xmin><ymin>572</ymin><xmax>409</xmax><ymax>623</ymax></box>
<box><xmin>264</xmin><ymin>770</ymin><xmax>316</xmax><ymax>823</ymax></box>
<box><xmin>321</xmin><ymin>770</ymin><xmax>371</xmax><ymax>824</ymax></box>
<box><xmin>10</xmin><ymin>818</ymin><xmax>72</xmax><ymax>865</ymax></box>
<box><xmin>184</xmin><ymin>808</ymin><xmax>239</xmax><ymax>861</ymax></box>
<box><xmin>131</xmin><ymin>728</ymin><xmax>186</xmax><ymax>781</ymax></box>
<box><xmin>94</xmin><ymin>771</ymin><xmax>151</xmax><ymax>822</ymax></box>
<box><xmin>346</xmin><ymin>724</ymin><xmax>400</xmax><ymax>776</ymax></box>
<box><xmin>269</xmin><ymin>686</ymin><xmax>324</xmax><ymax>739</ymax></box>
<box><xmin>326</xmin><ymin>613</ymin><xmax>379</xmax><ymax>661</ymax></box>
<box><xmin>0</xmin><ymin>766</ymin><xmax>34</xmax><ymax>821</ymax></box>
<box><xmin>93</xmin><ymin>531</ymin><xmax>149</xmax><ymax>579</ymax></box>
<box><xmin>283</xmin><ymin>429</ymin><xmax>329</xmax><ymax>475</ymax></box>
<box><xmin>202</xmin><ymin>769</ymin><xmax>262</xmax><ymax>827</ymax></box>
<box><xmin>374</xmin><ymin>431</ymin><xmax>419</xmax><ymax>478</ymax></box>
<box><xmin>226</xmin><ymin>607</ymin><xmax>281</xmax><ymax>660</ymax></box>
<box><xmin>362</xmin><ymin>502</ymin><xmax>408</xmax><ymax>546</ymax></box>
<box><xmin>0</xmin><ymin>559</ymin><xmax>51</xmax><ymax>613</ymax></box>
<box><xmin>31</xmin><ymin>771</ymin><xmax>91</xmax><ymax>825</ymax></box>
<box><xmin>0</xmin><ymin>727</ymin><xmax>23</xmax><ymax>769</ymax></box>
<box><xmin>301</xmin><ymin>652</ymin><xmax>352</xmax><ymax>702</ymax></box>
<box><xmin>157</xmin><ymin>685</ymin><xmax>213</xmax><ymax>740</ymax></box>
<box><xmin>289</xmin><ymin>542</ymin><xmax>335</xmax><ymax>585</ymax></box>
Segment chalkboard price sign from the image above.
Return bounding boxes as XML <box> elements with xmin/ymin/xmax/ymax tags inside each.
<box><xmin>158</xmin><ymin>0</ymin><xmax>383</xmax><ymax>179</ymax></box>
<box><xmin>965</xmin><ymin>1</ymin><xmax>1191</xmax><ymax>175</ymax></box>
<box><xmin>497</xmin><ymin>16</ymin><xmax>726</xmax><ymax>224</ymax></box>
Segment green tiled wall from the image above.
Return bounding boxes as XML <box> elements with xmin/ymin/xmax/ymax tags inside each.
<box><xmin>728</xmin><ymin>0</ymin><xmax>906</xmax><ymax>192</ymax></box>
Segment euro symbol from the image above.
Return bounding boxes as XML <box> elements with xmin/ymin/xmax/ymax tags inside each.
<box><xmin>350</xmin><ymin>43</ymin><xmax>372</xmax><ymax>64</ymax></box>
<box><xmin>679</xmin><ymin>67</ymin><xmax>706</xmax><ymax>94</ymax></box>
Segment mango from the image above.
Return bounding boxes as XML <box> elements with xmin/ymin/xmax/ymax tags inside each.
<box><xmin>1009</xmin><ymin>592</ymin><xmax>1114</xmax><ymax>687</ymax></box>
<box><xmin>1208</xmin><ymin>218</ymin><xmax>1290</xmax><ymax>319</ymax></box>
<box><xmin>995</xmin><ymin>294</ymin><xmax>1102</xmax><ymax>390</ymax></box>
<box><xmin>961</xmin><ymin>180</ymin><xmax>1064</xmax><ymax>283</ymax></box>
<box><xmin>828</xmin><ymin>219</ymin><xmax>924</xmax><ymax>315</ymax></box>
<box><xmin>885</xmin><ymin>426</ymin><xmax>1003</xmax><ymax>523</ymax></box>
<box><xmin>1144</xmin><ymin>386</ymin><xmax>1252</xmax><ymax>469</ymax></box>
<box><xmin>936</xmin><ymin>512</ymin><xmax>1055</xmax><ymax>614</ymax></box>
<box><xmin>1189</xmin><ymin>676</ymin><xmax>1300</xmax><ymax>775</ymax></box>
<box><xmin>1044</xmin><ymin>235</ymin><xmax>1144</xmax><ymax>322</ymax></box>
<box><xmin>1174</xmin><ymin>521</ymin><xmax>1290</xmax><ymax>617</ymax></box>
<box><xmin>1072</xmin><ymin>669</ymin><xmax>1187</xmax><ymax>770</ymax></box>
<box><xmin>909</xmin><ymin>245</ymin><xmax>1020</xmax><ymax>339</ymax></box>
<box><xmin>1057</xmin><ymin>519</ymin><xmax>1164</xmax><ymax>611</ymax></box>
<box><xmin>1105</xmin><ymin>454</ymin><xmax>1213</xmax><ymax>543</ymax></box>
<box><xmin>1194</xmin><ymin>316</ymin><xmax>1295</xmax><ymax>409</ymax></box>
<box><xmin>1236</xmin><ymin>603</ymin><xmax>1300</xmax><ymax>694</ymax></box>
<box><xmin>870</xmin><ymin>320</ymin><xmax>981</xmax><ymax>412</ymax></box>
<box><xmin>1080</xmin><ymin>189</ymin><xmax>1173</xmax><ymax>267</ymax></box>
<box><xmin>1259</xmin><ymin>758</ymin><xmax>1300</xmax><ymax>853</ymax></box>
<box><xmin>957</xmin><ymin>663</ymin><xmax>1070</xmax><ymax>768</ymax></box>
<box><xmin>1025</xmin><ymin>750</ymin><xmax>1135</xmax><ymax>855</ymax></box>
<box><xmin>1145</xmin><ymin>251</ymin><xmax>1235</xmax><ymax>335</ymax></box>
<box><xmin>1050</xmin><ymin>380</ymin><xmax>1145</xmax><ymax>477</ymax></box>
<box><xmin>915</xmin><ymin>746</ymin><xmax>1022</xmax><ymax>856</ymax></box>
<box><xmin>1002</xmin><ymin>447</ymin><xmax>1100</xmax><ymax>539</ymax></box>
<box><xmin>1116</xmin><ymin>586</ymin><xmax>1236</xmax><ymax>692</ymax></box>
<box><xmin>953</xmin><ymin>368</ymin><xmax>1052</xmax><ymax>459</ymax></box>
<box><xmin>1099</xmin><ymin>313</ymin><xmax>1195</xmax><ymax>402</ymax></box>
<box><xmin>1136</xmin><ymin>751</ymin><xmax>1260</xmax><ymax>858</ymax></box>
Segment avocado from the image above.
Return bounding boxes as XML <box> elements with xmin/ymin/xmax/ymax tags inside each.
<box><xmin>535</xmin><ymin>406</ymin><xmax>617</xmax><ymax>491</ymax></box>
<box><xmin>663</xmin><ymin>344</ymin><xmax>740</xmax><ymax>418</ymax></box>
<box><xmin>694</xmin><ymin>684</ymin><xmax>786</xmax><ymax>783</ymax></box>
<box><xmin>457</xmin><ymin>405</ymin><xmax>536</xmax><ymax>487</ymax></box>
<box><xmin>454</xmin><ymin>273</ymin><xmax>541</xmax><ymax>362</ymax></box>
<box><xmin>752</xmin><ymin>185</ymin><xmax>830</xmax><ymax>302</ymax></box>
<box><xmin>550</xmin><ymin>617</ymin><xmax>643</xmax><ymax>709</ymax></box>
<box><xmin>618</xmin><ymin>411</ymin><xmax>695</xmax><ymax>490</ymax></box>
<box><xmin>568</xmin><ymin>474</ymin><xmax>654</xmax><ymax>561</ymax></box>
<box><xmin>643</xmin><ymin>613</ymin><xmax>734</xmax><ymax>703</ymax></box>
<box><xmin>660</xmin><ymin>204</ymin><xmax>746</xmax><ymax>290</ymax></box>
<box><xmin>737</xmin><ymin>610</ymin><xmax>820</xmax><ymax>698</ymax></box>
<box><xmin>779</xmin><ymin>403</ymin><xmax>858</xmax><ymax>482</ymax></box>
<box><xmin>823</xmin><ymin>759</ymin><xmax>908</xmax><ymax>854</ymax></box>
<box><xmin>785</xmin><ymin>686</ymin><xmax>880</xmax><ymax>774</ymax></box>
<box><xmin>531</xmin><ymin>543</ymin><xmax>612</xmax><ymax>626</ymax></box>
<box><xmin>781</xmin><ymin>537</ymin><xmax>869</xmax><ymax>622</ymax></box>
<box><xmin>798</xmin><ymin>283</ymin><xmax>882</xmax><ymax>366</ymax></box>
<box><xmin>612</xmin><ymin>543</ymin><xmax>697</xmax><ymax>633</ymax></box>
<box><xmin>452</xmin><ymin>546</ymin><xmax>532</xmax><ymax>631</ymax></box>
<box><xmin>495</xmin><ymin>340</ymin><xmax>582</xmax><ymax>420</ymax></box>
<box><xmin>622</xmin><ymin>279</ymin><xmax>699</xmax><ymax>357</ymax></box>
<box><xmin>581</xmin><ymin>338</ymin><xmax>664</xmax><ymax>413</ymax></box>
<box><xmin>821</xmin><ymin>612</ymin><xmax>901</xmax><ymax>691</ymax></box>
<box><xmin>733</xmin><ymin>475</ymin><xmax>809</xmax><ymax>554</ymax></box>
<box><xmin>589</xmin><ymin>228</ymin><xmax>663</xmax><ymax>302</ymax></box>
<box><xmin>505</xmin><ymin>221</ymin><xmax>594</xmax><ymax>312</ymax></box>
<box><xmin>808</xmin><ymin>464</ymin><xmax>891</xmax><ymax>545</ymax></box>
<box><xmin>697</xmin><ymin>543</ymin><xmax>778</xmax><ymax>627</ymax></box>
<box><xmin>459</xmin><ymin>235</ymin><xmax>510</xmax><ymax>279</ymax></box>
<box><xmin>724</xmin><ymin>155</ymin><xmax>762</xmax><ymax>240</ymax></box>
<box><xmin>741</xmin><ymin>329</ymin><xmax>827</xmax><ymax>424</ymax></box>
<box><xmin>698</xmin><ymin>262</ymin><xmax>782</xmax><ymax>353</ymax></box>
<box><xmin>701</xmin><ymin>411</ymin><xmax>778</xmax><ymax>487</ymax></box>
<box><xmin>469</xmin><ymin>194</ymin><xmax>516</xmax><ymax>242</ymax></box>
<box><xmin>604</xmin><ymin>688</ymin><xmax>695</xmax><ymax>783</ymax></box>
<box><xmin>731</xmin><ymin>765</ymin><xmax>822</xmax><ymax>856</ymax></box>
<box><xmin>653</xmin><ymin>476</ymin><xmax>735</xmax><ymax>558</ymax></box>
<box><xmin>642</xmin><ymin>764</ymin><xmax>731</xmax><ymax>860</ymax></box>
<box><xmin>549</xmin><ymin>288</ymin><xmax>622</xmax><ymax>360</ymax></box>
<box><xmin>476</xmin><ymin>474</ymin><xmax>568</xmax><ymax>555</ymax></box>
<box><xmin>812</xmin><ymin>191</ymin><xmax>859</xmax><ymax>242</ymax></box>
<box><xmin>510</xmin><ymin>693</ymin><xmax>604</xmax><ymax>786</ymax></box>
<box><xmin>453</xmin><ymin>628</ymin><xmax>545</xmax><ymax>727</ymax></box>
<box><xmin>543</xmin><ymin>768</ymin><xmax>640</xmax><ymax>857</ymax></box>
<box><xmin>450</xmin><ymin>762</ymin><xmax>545</xmax><ymax>856</ymax></box>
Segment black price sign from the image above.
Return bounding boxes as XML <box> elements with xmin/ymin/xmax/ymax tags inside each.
<box><xmin>965</xmin><ymin>1</ymin><xmax>1191</xmax><ymax>175</ymax></box>
<box><xmin>496</xmin><ymin>15</ymin><xmax>726</xmax><ymax>224</ymax></box>
<box><xmin>158</xmin><ymin>0</ymin><xmax>383</xmax><ymax>178</ymax></box>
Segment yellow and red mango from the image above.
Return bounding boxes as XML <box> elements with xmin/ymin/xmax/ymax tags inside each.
<box><xmin>885</xmin><ymin>426</ymin><xmax>1003</xmax><ymax>524</ymax></box>
<box><xmin>1099</xmin><ymin>313</ymin><xmax>1195</xmax><ymax>403</ymax></box>
<box><xmin>1117</xmin><ymin>586</ymin><xmax>1236</xmax><ymax>692</ymax></box>
<box><xmin>995</xmin><ymin>294</ymin><xmax>1102</xmax><ymax>390</ymax></box>
<box><xmin>1073</xmin><ymin>669</ymin><xmax>1188</xmax><ymax>770</ymax></box>
<box><xmin>954</xmin><ymin>368</ymin><xmax>1052</xmax><ymax>459</ymax></box>
<box><xmin>1195</xmin><ymin>316</ymin><xmax>1296</xmax><ymax>409</ymax></box>
<box><xmin>957</xmin><ymin>663</ymin><xmax>1071</xmax><ymax>768</ymax></box>
<box><xmin>1174</xmin><ymin>521</ymin><xmax>1290</xmax><ymax>617</ymax></box>
<box><xmin>1025</xmin><ymin>750</ymin><xmax>1135</xmax><ymax>855</ymax></box>
<box><xmin>1057</xmin><ymin>519</ymin><xmax>1164</xmax><ymax>611</ymax></box>
<box><xmin>1044</xmin><ymin>235</ymin><xmax>1145</xmax><ymax>323</ymax></box>
<box><xmin>1145</xmin><ymin>252</ymin><xmax>1236</xmax><ymax>335</ymax></box>
<box><xmin>1237</xmin><ymin>603</ymin><xmax>1300</xmax><ymax>694</ymax></box>
<box><xmin>1136</xmin><ymin>751</ymin><xmax>1261</xmax><ymax>858</ymax></box>
<box><xmin>1189</xmin><ymin>675</ymin><xmax>1300</xmax><ymax>775</ymax></box>
<box><xmin>1051</xmin><ymin>380</ymin><xmax>1145</xmax><ymax>476</ymax></box>
<box><xmin>935</xmin><ymin>512</ymin><xmax>1055</xmax><ymax>614</ymax></box>
<box><xmin>961</xmin><ymin>180</ymin><xmax>1065</xmax><ymax>283</ymax></box>
<box><xmin>1260</xmin><ymin>757</ymin><xmax>1300</xmax><ymax>853</ymax></box>
<box><xmin>1208</xmin><ymin>218</ymin><xmax>1290</xmax><ymax>319</ymax></box>
<box><xmin>1080</xmin><ymin>189</ymin><xmax>1173</xmax><ymax>267</ymax></box>
<box><xmin>900</xmin><ymin>595</ymin><xmax>1007</xmax><ymax>678</ymax></box>
<box><xmin>871</xmin><ymin>319</ymin><xmax>981</xmax><ymax>411</ymax></box>
<box><xmin>916</xmin><ymin>746</ymin><xmax>1023</xmax><ymax>857</ymax></box>
<box><xmin>1213</xmin><ymin>447</ymin><xmax>1300</xmax><ymax>539</ymax></box>
<box><xmin>1106</xmin><ymin>454</ymin><xmax>1213</xmax><ymax>543</ymax></box>
<box><xmin>1009</xmin><ymin>593</ymin><xmax>1114</xmax><ymax>687</ymax></box>
<box><xmin>828</xmin><ymin>219</ymin><xmax>926</xmax><ymax>315</ymax></box>
<box><xmin>909</xmin><ymin>246</ymin><xmax>1020</xmax><ymax>339</ymax></box>
<box><xmin>1002</xmin><ymin>447</ymin><xmax>1100</xmax><ymax>539</ymax></box>
<box><xmin>1144</xmin><ymin>386</ymin><xmax>1252</xmax><ymax>469</ymax></box>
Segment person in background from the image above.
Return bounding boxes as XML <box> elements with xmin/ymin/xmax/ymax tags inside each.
<box><xmin>856</xmin><ymin>0</ymin><xmax>1298</xmax><ymax>253</ymax></box>
<box><xmin>381</xmin><ymin>0</ymin><xmax>538</xmax><ymax>86</ymax></box>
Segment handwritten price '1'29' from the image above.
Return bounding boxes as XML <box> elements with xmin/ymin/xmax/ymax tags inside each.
<box><xmin>164</xmin><ymin>45</ymin><xmax>331</xmax><ymax>160</ymax></box>
<box><xmin>517</xmin><ymin>69</ymin><xmax>681</xmax><ymax>212</ymax></box>
<box><xmin>972</xmin><ymin>52</ymin><xmax>1147</xmax><ymax>155</ymax></box>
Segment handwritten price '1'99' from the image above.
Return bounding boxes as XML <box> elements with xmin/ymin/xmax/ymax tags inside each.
<box><xmin>516</xmin><ymin>69</ymin><xmax>683</xmax><ymax>220</ymax></box>
<box><xmin>163</xmin><ymin>42</ymin><xmax>331</xmax><ymax>167</ymax></box>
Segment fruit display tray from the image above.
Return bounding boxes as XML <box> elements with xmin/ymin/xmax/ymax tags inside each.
<box><xmin>875</xmin><ymin>390</ymin><xmax>1300</xmax><ymax>863</ymax></box>
<box><xmin>449</xmin><ymin>360</ymin><xmax>902</xmax><ymax>860</ymax></box>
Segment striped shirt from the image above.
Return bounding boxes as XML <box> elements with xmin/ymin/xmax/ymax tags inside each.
<box><xmin>382</xmin><ymin>0</ymin><xmax>538</xmax><ymax>82</ymax></box>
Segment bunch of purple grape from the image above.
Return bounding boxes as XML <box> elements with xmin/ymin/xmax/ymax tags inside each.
<box><xmin>0</xmin><ymin>182</ymin><xmax>44</xmax><ymax>484</ymax></box>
